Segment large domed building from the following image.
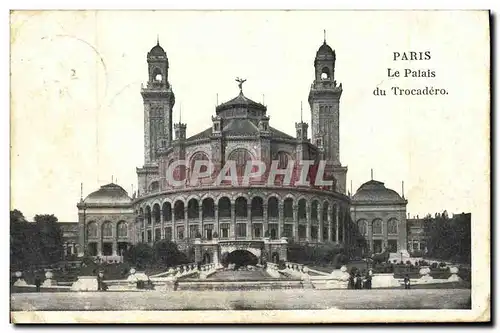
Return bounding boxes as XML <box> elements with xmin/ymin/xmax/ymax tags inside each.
<box><xmin>76</xmin><ymin>38</ymin><xmax>408</xmax><ymax>264</ymax></box>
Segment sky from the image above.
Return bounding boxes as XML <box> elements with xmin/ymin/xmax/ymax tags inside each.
<box><xmin>10</xmin><ymin>10</ymin><xmax>489</xmax><ymax>222</ymax></box>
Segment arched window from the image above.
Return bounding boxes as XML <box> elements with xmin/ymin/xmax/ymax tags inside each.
<box><xmin>251</xmin><ymin>197</ymin><xmax>263</xmax><ymax>217</ymax></box>
<box><xmin>218</xmin><ymin>197</ymin><xmax>231</xmax><ymax>218</ymax></box>
<box><xmin>275</xmin><ymin>151</ymin><xmax>291</xmax><ymax>169</ymax></box>
<box><xmin>372</xmin><ymin>219</ymin><xmax>382</xmax><ymax>234</ymax></box>
<box><xmin>202</xmin><ymin>198</ymin><xmax>215</xmax><ymax>219</ymax></box>
<box><xmin>235</xmin><ymin>197</ymin><xmax>247</xmax><ymax>218</ymax></box>
<box><xmin>311</xmin><ymin>200</ymin><xmax>319</xmax><ymax>221</ymax></box>
<box><xmin>323</xmin><ymin>202</ymin><xmax>329</xmax><ymax>221</ymax></box>
<box><xmin>190</xmin><ymin>152</ymin><xmax>210</xmax><ymax>175</ymax></box>
<box><xmin>174</xmin><ymin>201</ymin><xmax>185</xmax><ymax>220</ymax></box>
<box><xmin>357</xmin><ymin>219</ymin><xmax>367</xmax><ymax>236</ymax></box>
<box><xmin>117</xmin><ymin>221</ymin><xmax>128</xmax><ymax>237</ymax></box>
<box><xmin>284</xmin><ymin>198</ymin><xmax>293</xmax><ymax>219</ymax></box>
<box><xmin>138</xmin><ymin>208</ymin><xmax>144</xmax><ymax>222</ymax></box>
<box><xmin>153</xmin><ymin>203</ymin><xmax>161</xmax><ymax>224</ymax></box>
<box><xmin>321</xmin><ymin>67</ymin><xmax>330</xmax><ymax>80</ymax></box>
<box><xmin>145</xmin><ymin>206</ymin><xmax>152</xmax><ymax>225</ymax></box>
<box><xmin>87</xmin><ymin>221</ymin><xmax>97</xmax><ymax>238</ymax></box>
<box><xmin>228</xmin><ymin>148</ymin><xmax>253</xmax><ymax>177</ymax></box>
<box><xmin>162</xmin><ymin>202</ymin><xmax>172</xmax><ymax>222</ymax></box>
<box><xmin>298</xmin><ymin>199</ymin><xmax>307</xmax><ymax>220</ymax></box>
<box><xmin>187</xmin><ymin>199</ymin><xmax>199</xmax><ymax>219</ymax></box>
<box><xmin>102</xmin><ymin>221</ymin><xmax>112</xmax><ymax>238</ymax></box>
<box><xmin>149</xmin><ymin>181</ymin><xmax>159</xmax><ymax>192</ymax></box>
<box><xmin>152</xmin><ymin>67</ymin><xmax>163</xmax><ymax>82</ymax></box>
<box><xmin>388</xmin><ymin>218</ymin><xmax>398</xmax><ymax>234</ymax></box>
<box><xmin>268</xmin><ymin>197</ymin><xmax>279</xmax><ymax>218</ymax></box>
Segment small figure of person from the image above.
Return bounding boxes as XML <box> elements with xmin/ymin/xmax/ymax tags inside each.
<box><xmin>348</xmin><ymin>273</ymin><xmax>355</xmax><ymax>289</ymax></box>
<box><xmin>355</xmin><ymin>272</ymin><xmax>362</xmax><ymax>290</ymax></box>
<box><xmin>34</xmin><ymin>272</ymin><xmax>42</xmax><ymax>292</ymax></box>
<box><xmin>365</xmin><ymin>272</ymin><xmax>372</xmax><ymax>289</ymax></box>
<box><xmin>97</xmin><ymin>271</ymin><xmax>105</xmax><ymax>291</ymax></box>
<box><xmin>404</xmin><ymin>274</ymin><xmax>411</xmax><ymax>289</ymax></box>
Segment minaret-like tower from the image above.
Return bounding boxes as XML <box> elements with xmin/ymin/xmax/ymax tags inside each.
<box><xmin>141</xmin><ymin>39</ymin><xmax>175</xmax><ymax>164</ymax></box>
<box><xmin>308</xmin><ymin>35</ymin><xmax>347</xmax><ymax>194</ymax></box>
<box><xmin>308</xmin><ymin>36</ymin><xmax>342</xmax><ymax>165</ymax></box>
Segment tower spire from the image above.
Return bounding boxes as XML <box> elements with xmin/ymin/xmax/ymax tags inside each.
<box><xmin>179</xmin><ymin>103</ymin><xmax>182</xmax><ymax>123</ymax></box>
<box><xmin>323</xmin><ymin>29</ymin><xmax>326</xmax><ymax>43</ymax></box>
<box><xmin>80</xmin><ymin>182</ymin><xmax>83</xmax><ymax>201</ymax></box>
<box><xmin>371</xmin><ymin>169</ymin><xmax>373</xmax><ymax>180</ymax></box>
<box><xmin>402</xmin><ymin>180</ymin><xmax>405</xmax><ymax>199</ymax></box>
<box><xmin>156</xmin><ymin>34</ymin><xmax>159</xmax><ymax>45</ymax></box>
<box><xmin>300</xmin><ymin>101</ymin><xmax>303</xmax><ymax>122</ymax></box>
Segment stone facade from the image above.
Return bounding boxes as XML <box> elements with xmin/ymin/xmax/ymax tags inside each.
<box><xmin>350</xmin><ymin>180</ymin><xmax>408</xmax><ymax>256</ymax></box>
<box><xmin>76</xmin><ymin>39</ymin><xmax>409</xmax><ymax>262</ymax></box>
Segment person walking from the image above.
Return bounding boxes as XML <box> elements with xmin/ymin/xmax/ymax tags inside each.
<box><xmin>355</xmin><ymin>272</ymin><xmax>362</xmax><ymax>290</ymax></box>
<box><xmin>365</xmin><ymin>271</ymin><xmax>372</xmax><ymax>289</ymax></box>
<box><xmin>404</xmin><ymin>274</ymin><xmax>411</xmax><ymax>289</ymax></box>
<box><xmin>34</xmin><ymin>271</ymin><xmax>42</xmax><ymax>292</ymax></box>
<box><xmin>348</xmin><ymin>272</ymin><xmax>355</xmax><ymax>289</ymax></box>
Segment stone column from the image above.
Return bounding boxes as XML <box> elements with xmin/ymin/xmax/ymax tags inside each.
<box><xmin>342</xmin><ymin>209</ymin><xmax>347</xmax><ymax>244</ymax></box>
<box><xmin>247</xmin><ymin>205</ymin><xmax>252</xmax><ymax>239</ymax></box>
<box><xmin>318</xmin><ymin>209</ymin><xmax>323</xmax><ymax>243</ymax></box>
<box><xmin>214</xmin><ymin>204</ymin><xmax>219</xmax><ymax>237</ymax></box>
<box><xmin>306</xmin><ymin>203</ymin><xmax>311</xmax><ymax>242</ymax></box>
<box><xmin>335</xmin><ymin>207</ymin><xmax>340</xmax><ymax>243</ymax></box>
<box><xmin>199</xmin><ymin>206</ymin><xmax>203</xmax><ymax>237</ymax></box>
<box><xmin>184</xmin><ymin>206</ymin><xmax>189</xmax><ymax>239</ymax></box>
<box><xmin>160</xmin><ymin>206</ymin><xmax>165</xmax><ymax>239</ymax></box>
<box><xmin>293</xmin><ymin>206</ymin><xmax>298</xmax><ymax>241</ymax></box>
<box><xmin>142</xmin><ymin>213</ymin><xmax>146</xmax><ymax>242</ymax></box>
<box><xmin>263</xmin><ymin>204</ymin><xmax>268</xmax><ymax>236</ymax></box>
<box><xmin>368</xmin><ymin>220</ymin><xmax>374</xmax><ymax>253</ymax></box>
<box><xmin>172</xmin><ymin>214</ymin><xmax>177</xmax><ymax>242</ymax></box>
<box><xmin>231</xmin><ymin>204</ymin><xmax>236</xmax><ymax>239</ymax></box>
<box><xmin>383</xmin><ymin>219</ymin><xmax>388</xmax><ymax>250</ymax></box>
<box><xmin>278</xmin><ymin>203</ymin><xmax>284</xmax><ymax>239</ymax></box>
<box><xmin>97</xmin><ymin>222</ymin><xmax>102</xmax><ymax>256</ymax></box>
<box><xmin>327</xmin><ymin>206</ymin><xmax>332</xmax><ymax>242</ymax></box>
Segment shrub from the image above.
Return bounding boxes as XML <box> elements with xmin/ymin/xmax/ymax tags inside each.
<box><xmin>406</xmin><ymin>260</ymin><xmax>412</xmax><ymax>266</ymax></box>
<box><xmin>439</xmin><ymin>262</ymin><xmax>447</xmax><ymax>267</ymax></box>
<box><xmin>430</xmin><ymin>262</ymin><xmax>438</xmax><ymax>269</ymax></box>
<box><xmin>277</xmin><ymin>260</ymin><xmax>286</xmax><ymax>270</ymax></box>
<box><xmin>212</xmin><ymin>231</ymin><xmax>218</xmax><ymax>238</ymax></box>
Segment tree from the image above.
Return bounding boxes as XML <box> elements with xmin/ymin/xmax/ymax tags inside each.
<box><xmin>424</xmin><ymin>212</ymin><xmax>471</xmax><ymax>263</ymax></box>
<box><xmin>11</xmin><ymin>210</ymin><xmax>64</xmax><ymax>269</ymax></box>
<box><xmin>123</xmin><ymin>243</ymin><xmax>154</xmax><ymax>269</ymax></box>
<box><xmin>153</xmin><ymin>240</ymin><xmax>185</xmax><ymax>266</ymax></box>
<box><xmin>34</xmin><ymin>214</ymin><xmax>64</xmax><ymax>264</ymax></box>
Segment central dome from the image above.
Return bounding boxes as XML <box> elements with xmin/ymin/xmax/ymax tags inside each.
<box><xmin>216</xmin><ymin>92</ymin><xmax>266</xmax><ymax>114</ymax></box>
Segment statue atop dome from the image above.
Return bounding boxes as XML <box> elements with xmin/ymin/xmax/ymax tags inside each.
<box><xmin>235</xmin><ymin>77</ymin><xmax>247</xmax><ymax>93</ymax></box>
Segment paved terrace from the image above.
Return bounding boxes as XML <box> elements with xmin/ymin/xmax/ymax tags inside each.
<box><xmin>11</xmin><ymin>289</ymin><xmax>470</xmax><ymax>311</ymax></box>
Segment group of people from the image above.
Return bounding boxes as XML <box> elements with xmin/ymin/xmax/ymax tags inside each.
<box><xmin>348</xmin><ymin>271</ymin><xmax>372</xmax><ymax>289</ymax></box>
